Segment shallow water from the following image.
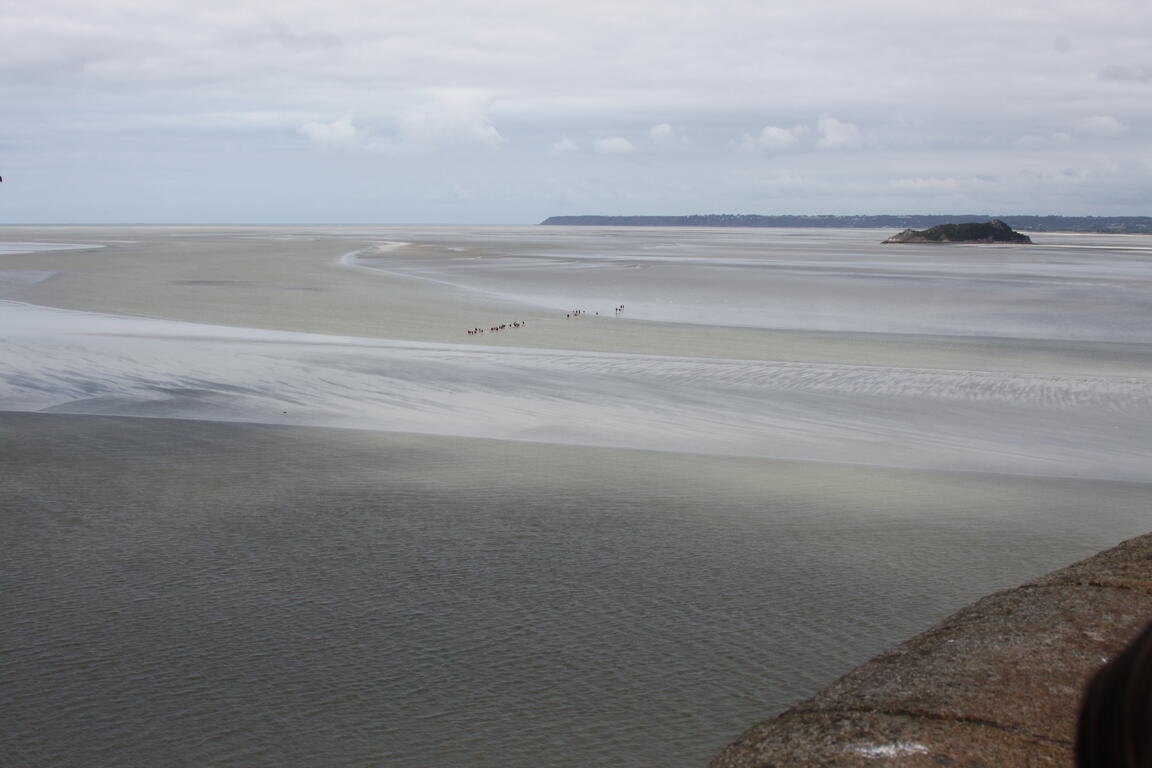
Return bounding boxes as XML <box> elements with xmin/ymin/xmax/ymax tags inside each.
<box><xmin>351</xmin><ymin>227</ymin><xmax>1152</xmax><ymax>341</ymax></box>
<box><xmin>3</xmin><ymin>298</ymin><xmax>1150</xmax><ymax>480</ymax></box>
<box><xmin>4</xmin><ymin>414</ymin><xmax>1151</xmax><ymax>768</ymax></box>
<box><xmin>2</xmin><ymin>226</ymin><xmax>1151</xmax><ymax>767</ymax></box>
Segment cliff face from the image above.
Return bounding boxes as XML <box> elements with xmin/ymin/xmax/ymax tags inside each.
<box><xmin>710</xmin><ymin>533</ymin><xmax>1152</xmax><ymax>768</ymax></box>
<box><xmin>883</xmin><ymin>219</ymin><xmax>1033</xmax><ymax>244</ymax></box>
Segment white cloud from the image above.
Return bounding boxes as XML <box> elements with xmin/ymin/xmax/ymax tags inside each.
<box><xmin>549</xmin><ymin>136</ymin><xmax>579</xmax><ymax>154</ymax></box>
<box><xmin>298</xmin><ymin>92</ymin><xmax>502</xmax><ymax>154</ymax></box>
<box><xmin>736</xmin><ymin>125</ymin><xmax>805</xmax><ymax>152</ymax></box>
<box><xmin>815</xmin><ymin>116</ymin><xmax>862</xmax><ymax>149</ymax></box>
<box><xmin>1073</xmin><ymin>115</ymin><xmax>1128</xmax><ymax>138</ymax></box>
<box><xmin>648</xmin><ymin>123</ymin><xmax>687</xmax><ymax>150</ymax></box>
<box><xmin>299</xmin><ymin>115</ymin><xmax>366</xmax><ymax>149</ymax></box>
<box><xmin>594</xmin><ymin>137</ymin><xmax>636</xmax><ymax>154</ymax></box>
<box><xmin>395</xmin><ymin>90</ymin><xmax>503</xmax><ymax>150</ymax></box>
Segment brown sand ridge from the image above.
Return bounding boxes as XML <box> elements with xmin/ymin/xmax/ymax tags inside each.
<box><xmin>710</xmin><ymin>533</ymin><xmax>1152</xmax><ymax>768</ymax></box>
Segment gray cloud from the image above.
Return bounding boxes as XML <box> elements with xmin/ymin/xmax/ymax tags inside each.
<box><xmin>297</xmin><ymin>92</ymin><xmax>503</xmax><ymax>153</ymax></box>
<box><xmin>549</xmin><ymin>136</ymin><xmax>579</xmax><ymax>154</ymax></box>
<box><xmin>1099</xmin><ymin>64</ymin><xmax>1152</xmax><ymax>83</ymax></box>
<box><xmin>815</xmin><ymin>117</ymin><xmax>863</xmax><ymax>150</ymax></box>
<box><xmin>648</xmin><ymin>123</ymin><xmax>688</xmax><ymax>150</ymax></box>
<box><xmin>299</xmin><ymin>116</ymin><xmax>366</xmax><ymax>149</ymax></box>
<box><xmin>1073</xmin><ymin>115</ymin><xmax>1128</xmax><ymax>138</ymax></box>
<box><xmin>1</xmin><ymin>0</ymin><xmax>1150</xmax><ymax>222</ymax></box>
<box><xmin>889</xmin><ymin>177</ymin><xmax>961</xmax><ymax>191</ymax></box>
<box><xmin>736</xmin><ymin>125</ymin><xmax>807</xmax><ymax>153</ymax></box>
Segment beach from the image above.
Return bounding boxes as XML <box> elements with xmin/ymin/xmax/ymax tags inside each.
<box><xmin>3</xmin><ymin>226</ymin><xmax>1151</xmax><ymax>766</ymax></box>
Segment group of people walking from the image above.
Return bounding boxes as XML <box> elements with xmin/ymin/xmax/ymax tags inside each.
<box><xmin>465</xmin><ymin>305</ymin><xmax>624</xmax><ymax>336</ymax></box>
<box><xmin>565</xmin><ymin>305</ymin><xmax>623</xmax><ymax>319</ymax></box>
<box><xmin>466</xmin><ymin>321</ymin><xmax>525</xmax><ymax>336</ymax></box>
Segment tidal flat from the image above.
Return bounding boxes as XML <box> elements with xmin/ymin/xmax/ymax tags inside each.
<box><xmin>2</xmin><ymin>226</ymin><xmax>1151</xmax><ymax>767</ymax></box>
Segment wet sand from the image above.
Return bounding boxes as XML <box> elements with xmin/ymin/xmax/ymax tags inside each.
<box><xmin>2</xmin><ymin>225</ymin><xmax>1151</xmax><ymax>373</ymax></box>
<box><xmin>4</xmin><ymin>227</ymin><xmax>1152</xmax><ymax>480</ymax></box>
<box><xmin>2</xmin><ymin>225</ymin><xmax>1151</xmax><ymax>767</ymax></box>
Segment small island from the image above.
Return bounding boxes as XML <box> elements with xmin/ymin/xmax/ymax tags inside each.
<box><xmin>883</xmin><ymin>219</ymin><xmax>1032</xmax><ymax>244</ymax></box>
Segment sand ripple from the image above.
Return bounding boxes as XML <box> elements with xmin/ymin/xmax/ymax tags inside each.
<box><xmin>2</xmin><ymin>301</ymin><xmax>1150</xmax><ymax>480</ymax></box>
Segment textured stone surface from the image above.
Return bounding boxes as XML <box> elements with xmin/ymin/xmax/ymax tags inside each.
<box><xmin>710</xmin><ymin>533</ymin><xmax>1152</xmax><ymax>768</ymax></box>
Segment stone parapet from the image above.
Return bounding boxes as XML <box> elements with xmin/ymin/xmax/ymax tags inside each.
<box><xmin>710</xmin><ymin>534</ymin><xmax>1152</xmax><ymax>768</ymax></box>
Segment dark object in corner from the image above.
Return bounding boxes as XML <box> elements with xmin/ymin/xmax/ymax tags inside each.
<box><xmin>883</xmin><ymin>219</ymin><xmax>1032</xmax><ymax>244</ymax></box>
<box><xmin>1076</xmin><ymin>618</ymin><xmax>1152</xmax><ymax>768</ymax></box>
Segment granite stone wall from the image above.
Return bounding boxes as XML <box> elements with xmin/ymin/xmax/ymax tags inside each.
<box><xmin>710</xmin><ymin>533</ymin><xmax>1152</xmax><ymax>768</ymax></box>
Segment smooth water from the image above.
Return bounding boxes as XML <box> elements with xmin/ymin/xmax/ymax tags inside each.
<box><xmin>4</xmin><ymin>414</ymin><xmax>1151</xmax><ymax>768</ymax></box>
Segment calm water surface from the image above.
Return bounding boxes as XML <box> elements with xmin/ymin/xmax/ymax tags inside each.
<box><xmin>4</xmin><ymin>414</ymin><xmax>1151</xmax><ymax>768</ymax></box>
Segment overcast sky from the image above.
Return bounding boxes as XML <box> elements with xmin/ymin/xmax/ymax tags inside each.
<box><xmin>1</xmin><ymin>0</ymin><xmax>1149</xmax><ymax>223</ymax></box>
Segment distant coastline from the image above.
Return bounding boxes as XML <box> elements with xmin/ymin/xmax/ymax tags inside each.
<box><xmin>540</xmin><ymin>214</ymin><xmax>1152</xmax><ymax>234</ymax></box>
